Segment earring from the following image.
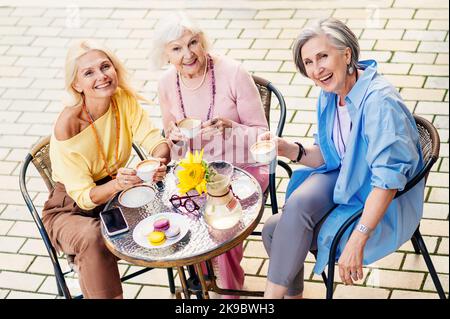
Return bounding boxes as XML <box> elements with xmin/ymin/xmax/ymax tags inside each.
<box><xmin>348</xmin><ymin>65</ymin><xmax>354</xmax><ymax>75</ymax></box>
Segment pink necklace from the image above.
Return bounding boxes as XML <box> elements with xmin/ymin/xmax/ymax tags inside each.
<box><xmin>176</xmin><ymin>54</ymin><xmax>216</xmax><ymax>120</ymax></box>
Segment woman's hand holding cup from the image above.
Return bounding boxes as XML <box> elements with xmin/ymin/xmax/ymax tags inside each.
<box><xmin>257</xmin><ymin>132</ymin><xmax>298</xmax><ymax>161</ymax></box>
<box><xmin>115</xmin><ymin>167</ymin><xmax>142</xmax><ymax>191</ymax></box>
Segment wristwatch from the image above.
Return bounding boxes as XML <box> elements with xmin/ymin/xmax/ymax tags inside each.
<box><xmin>355</xmin><ymin>223</ymin><xmax>373</xmax><ymax>237</ymax></box>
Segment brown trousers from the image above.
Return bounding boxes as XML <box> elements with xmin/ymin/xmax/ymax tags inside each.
<box><xmin>42</xmin><ymin>181</ymin><xmax>122</xmax><ymax>299</ymax></box>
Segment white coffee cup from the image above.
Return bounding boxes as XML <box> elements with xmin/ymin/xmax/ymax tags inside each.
<box><xmin>178</xmin><ymin>118</ymin><xmax>202</xmax><ymax>139</ymax></box>
<box><xmin>135</xmin><ymin>158</ymin><xmax>160</xmax><ymax>182</ymax></box>
<box><xmin>250</xmin><ymin>140</ymin><xmax>277</xmax><ymax>164</ymax></box>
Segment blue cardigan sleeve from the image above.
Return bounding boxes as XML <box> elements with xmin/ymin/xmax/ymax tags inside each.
<box><xmin>363</xmin><ymin>92</ymin><xmax>421</xmax><ymax>191</ymax></box>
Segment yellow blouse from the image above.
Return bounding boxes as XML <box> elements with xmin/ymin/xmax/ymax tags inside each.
<box><xmin>50</xmin><ymin>89</ymin><xmax>166</xmax><ymax>210</ymax></box>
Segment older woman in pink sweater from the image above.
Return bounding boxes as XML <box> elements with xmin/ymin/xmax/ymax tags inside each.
<box><xmin>151</xmin><ymin>12</ymin><xmax>269</xmax><ymax>297</ymax></box>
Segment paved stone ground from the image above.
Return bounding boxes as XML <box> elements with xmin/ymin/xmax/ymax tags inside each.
<box><xmin>0</xmin><ymin>0</ymin><xmax>448</xmax><ymax>299</ymax></box>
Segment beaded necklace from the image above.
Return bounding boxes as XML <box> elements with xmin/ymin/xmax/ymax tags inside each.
<box><xmin>176</xmin><ymin>54</ymin><xmax>216</xmax><ymax>120</ymax></box>
<box><xmin>82</xmin><ymin>100</ymin><xmax>120</xmax><ymax>178</ymax></box>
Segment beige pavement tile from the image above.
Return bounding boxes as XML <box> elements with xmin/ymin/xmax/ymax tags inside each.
<box><xmin>424</xmin><ymin>77</ymin><xmax>449</xmax><ymax>89</ymax></box>
<box><xmin>214</xmin><ymin>39</ymin><xmax>253</xmax><ymax>49</ymax></box>
<box><xmin>19</xmin><ymin>239</ymin><xmax>48</xmax><ymax>256</ymax></box>
<box><xmin>420</xmin><ymin>219</ymin><xmax>449</xmax><ymax>236</ymax></box>
<box><xmin>123</xmin><ymin>267</ymin><xmax>174</xmax><ymax>286</ymax></box>
<box><xmin>242</xmin><ymin>275</ymin><xmax>266</xmax><ymax>292</ymax></box>
<box><xmin>428</xmin><ymin>19</ymin><xmax>449</xmax><ymax>30</ymax></box>
<box><xmin>39</xmin><ymin>275</ymin><xmax>80</xmax><ymax>296</ymax></box>
<box><xmin>4</xmin><ymin>148</ymin><xmax>29</xmax><ymax>162</ymax></box>
<box><xmin>400</xmin><ymin>88</ymin><xmax>446</xmax><ymax>101</ymax></box>
<box><xmin>0</xmin><ymin>220</ymin><xmax>14</xmax><ymax>236</ymax></box>
<box><xmin>303</xmin><ymin>281</ymin><xmax>326</xmax><ymax>299</ymax></box>
<box><xmin>404</xmin><ymin>30</ymin><xmax>447</xmax><ymax>41</ymax></box>
<box><xmin>196</xmin><ymin>19</ymin><xmax>230</xmax><ymax>29</ymax></box>
<box><xmin>392</xmin><ymin>51</ymin><xmax>436</xmax><ymax>64</ymax></box>
<box><xmin>294</xmin><ymin>9</ymin><xmax>334</xmax><ymax>19</ymax></box>
<box><xmin>266</xmin><ymin>19</ymin><xmax>306</xmax><ymax>29</ymax></box>
<box><xmin>136</xmin><ymin>285</ymin><xmax>176</xmax><ymax>299</ymax></box>
<box><xmin>418</xmin><ymin>41</ymin><xmax>449</xmax><ymax>53</ymax></box>
<box><xmin>367</xmin><ymin>252</ymin><xmax>404</xmax><ymax>270</ymax></box>
<box><xmin>423</xmin><ymin>203</ymin><xmax>449</xmax><ymax>220</ymax></box>
<box><xmin>228</xmin><ymin>19</ymin><xmax>266</xmax><ymax>29</ymax></box>
<box><xmin>378</xmin><ymin>62</ymin><xmax>411</xmax><ymax>75</ymax></box>
<box><xmin>383</xmin><ymin>75</ymin><xmax>425</xmax><ymax>88</ymax></box>
<box><xmin>0</xmin><ymin>236</ymin><xmax>26</xmax><ymax>253</ymax></box>
<box><xmin>217</xmin><ymin>9</ymin><xmax>256</xmax><ymax>20</ymax></box>
<box><xmin>0</xmin><ymin>162</ymin><xmax>18</xmax><ymax>175</ymax></box>
<box><xmin>254</xmin><ymin>72</ymin><xmax>293</xmax><ymax>85</ymax></box>
<box><xmin>428</xmin><ymin>188</ymin><xmax>449</xmax><ymax>204</ymax></box>
<box><xmin>415</xmin><ymin>9</ymin><xmax>450</xmax><ymax>19</ymax></box>
<box><xmin>6</xmin><ymin>291</ymin><xmax>56</xmax><ymax>299</ymax></box>
<box><xmin>0</xmin><ymin>289</ymin><xmax>9</xmax><ymax>298</ymax></box>
<box><xmin>440</xmin><ymin>158</ymin><xmax>449</xmax><ymax>172</ymax></box>
<box><xmin>242</xmin><ymin>257</ymin><xmax>263</xmax><ymax>275</ymax></box>
<box><xmin>7</xmin><ymin>220</ymin><xmax>40</xmax><ymax>238</ymax></box>
<box><xmin>402</xmin><ymin>254</ymin><xmax>449</xmax><ymax>274</ymax></box>
<box><xmin>438</xmin><ymin>238</ymin><xmax>448</xmax><ymax>255</ymax></box>
<box><xmin>27</xmin><ymin>256</ymin><xmax>55</xmax><ymax>275</ymax></box>
<box><xmin>386</xmin><ymin>19</ymin><xmax>429</xmax><ymax>30</ymax></box>
<box><xmin>255</xmin><ymin>10</ymin><xmax>294</xmax><ymax>19</ymax></box>
<box><xmin>427</xmin><ymin>172</ymin><xmax>449</xmax><ymax>188</ymax></box>
<box><xmin>360</xmin><ymin>50</ymin><xmax>392</xmax><ymax>62</ymax></box>
<box><xmin>411</xmin><ymin>64</ymin><xmax>449</xmax><ymax>76</ymax></box>
<box><xmin>0</xmin><ymin>252</ymin><xmax>34</xmax><ymax>271</ymax></box>
<box><xmin>390</xmin><ymin>290</ymin><xmax>439</xmax><ymax>299</ymax></box>
<box><xmin>122</xmin><ymin>283</ymin><xmax>143</xmax><ymax>299</ymax></box>
<box><xmin>375</xmin><ymin>40</ymin><xmax>418</xmax><ymax>51</ymax></box>
<box><xmin>242</xmin><ymin>60</ymin><xmax>282</xmax><ymax>72</ymax></box>
<box><xmin>334</xmin><ymin>285</ymin><xmax>390</xmax><ymax>299</ymax></box>
<box><xmin>362</xmin><ymin>29</ymin><xmax>404</xmax><ymax>40</ymax></box>
<box><xmin>0</xmin><ymin>111</ymin><xmax>22</xmax><ymax>123</ymax></box>
<box><xmin>241</xmin><ymin>28</ymin><xmax>280</xmax><ymax>39</ymax></box>
<box><xmin>244</xmin><ymin>240</ymin><xmax>269</xmax><ymax>258</ymax></box>
<box><xmin>366</xmin><ymin>269</ymin><xmax>424</xmax><ymax>290</ymax></box>
<box><xmin>252</xmin><ymin>39</ymin><xmax>292</xmax><ymax>49</ymax></box>
<box><xmin>423</xmin><ymin>273</ymin><xmax>449</xmax><ymax>292</ymax></box>
<box><xmin>415</xmin><ymin>102</ymin><xmax>449</xmax><ymax>115</ymax></box>
<box><xmin>227</xmin><ymin>49</ymin><xmax>267</xmax><ymax>60</ymax></box>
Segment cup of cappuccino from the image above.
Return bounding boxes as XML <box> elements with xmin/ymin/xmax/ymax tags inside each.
<box><xmin>178</xmin><ymin>118</ymin><xmax>202</xmax><ymax>139</ymax></box>
<box><xmin>135</xmin><ymin>158</ymin><xmax>160</xmax><ymax>183</ymax></box>
<box><xmin>250</xmin><ymin>140</ymin><xmax>277</xmax><ymax>164</ymax></box>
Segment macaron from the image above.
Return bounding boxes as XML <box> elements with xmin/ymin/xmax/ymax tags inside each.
<box><xmin>147</xmin><ymin>231</ymin><xmax>166</xmax><ymax>246</ymax></box>
<box><xmin>153</xmin><ymin>218</ymin><xmax>170</xmax><ymax>232</ymax></box>
<box><xmin>165</xmin><ymin>224</ymin><xmax>181</xmax><ymax>239</ymax></box>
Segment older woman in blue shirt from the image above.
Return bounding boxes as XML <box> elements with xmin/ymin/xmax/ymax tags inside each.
<box><xmin>259</xmin><ymin>18</ymin><xmax>424</xmax><ymax>299</ymax></box>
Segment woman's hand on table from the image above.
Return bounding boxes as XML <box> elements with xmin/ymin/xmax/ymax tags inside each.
<box><xmin>115</xmin><ymin>167</ymin><xmax>142</xmax><ymax>191</ymax></box>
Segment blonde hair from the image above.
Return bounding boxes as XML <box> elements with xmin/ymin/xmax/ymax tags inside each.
<box><xmin>64</xmin><ymin>39</ymin><xmax>151</xmax><ymax>107</ymax></box>
<box><xmin>150</xmin><ymin>11</ymin><xmax>211</xmax><ymax>70</ymax></box>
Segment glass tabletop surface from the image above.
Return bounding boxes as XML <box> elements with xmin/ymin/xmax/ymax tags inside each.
<box><xmin>102</xmin><ymin>165</ymin><xmax>264</xmax><ymax>264</ymax></box>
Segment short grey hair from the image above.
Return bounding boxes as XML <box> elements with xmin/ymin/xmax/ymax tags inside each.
<box><xmin>293</xmin><ymin>18</ymin><xmax>360</xmax><ymax>77</ymax></box>
<box><xmin>150</xmin><ymin>11</ymin><xmax>211</xmax><ymax>70</ymax></box>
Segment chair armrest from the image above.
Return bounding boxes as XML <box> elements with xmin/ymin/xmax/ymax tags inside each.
<box><xmin>277</xmin><ymin>159</ymin><xmax>292</xmax><ymax>178</ymax></box>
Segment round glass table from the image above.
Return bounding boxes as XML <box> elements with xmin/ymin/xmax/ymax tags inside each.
<box><xmin>101</xmin><ymin>164</ymin><xmax>266</xmax><ymax>298</ymax></box>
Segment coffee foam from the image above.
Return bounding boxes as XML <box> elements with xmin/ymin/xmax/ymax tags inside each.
<box><xmin>137</xmin><ymin>160</ymin><xmax>159</xmax><ymax>172</ymax></box>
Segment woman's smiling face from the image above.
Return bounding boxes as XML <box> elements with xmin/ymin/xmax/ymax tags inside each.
<box><xmin>164</xmin><ymin>29</ymin><xmax>207</xmax><ymax>79</ymax></box>
<box><xmin>301</xmin><ymin>34</ymin><xmax>351</xmax><ymax>94</ymax></box>
<box><xmin>72</xmin><ymin>50</ymin><xmax>118</xmax><ymax>100</ymax></box>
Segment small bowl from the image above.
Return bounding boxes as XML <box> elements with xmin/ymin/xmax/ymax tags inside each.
<box><xmin>178</xmin><ymin>118</ymin><xmax>202</xmax><ymax>139</ymax></box>
<box><xmin>250</xmin><ymin>140</ymin><xmax>276</xmax><ymax>164</ymax></box>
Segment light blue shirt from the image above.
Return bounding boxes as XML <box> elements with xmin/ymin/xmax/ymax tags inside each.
<box><xmin>286</xmin><ymin>60</ymin><xmax>424</xmax><ymax>274</ymax></box>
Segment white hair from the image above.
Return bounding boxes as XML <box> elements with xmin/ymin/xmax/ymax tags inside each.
<box><xmin>150</xmin><ymin>11</ymin><xmax>211</xmax><ymax>70</ymax></box>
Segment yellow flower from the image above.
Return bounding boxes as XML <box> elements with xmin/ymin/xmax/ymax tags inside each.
<box><xmin>176</xmin><ymin>149</ymin><xmax>207</xmax><ymax>194</ymax></box>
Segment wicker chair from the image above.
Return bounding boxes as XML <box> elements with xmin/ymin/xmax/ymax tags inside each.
<box><xmin>19</xmin><ymin>136</ymin><xmax>175</xmax><ymax>299</ymax></box>
<box><xmin>312</xmin><ymin>115</ymin><xmax>445</xmax><ymax>299</ymax></box>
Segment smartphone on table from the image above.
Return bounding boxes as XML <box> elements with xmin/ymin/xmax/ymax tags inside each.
<box><xmin>100</xmin><ymin>207</ymin><xmax>129</xmax><ymax>236</ymax></box>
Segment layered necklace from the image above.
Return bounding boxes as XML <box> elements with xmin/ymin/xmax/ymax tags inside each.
<box><xmin>82</xmin><ymin>99</ymin><xmax>120</xmax><ymax>178</ymax></box>
<box><xmin>176</xmin><ymin>54</ymin><xmax>216</xmax><ymax>120</ymax></box>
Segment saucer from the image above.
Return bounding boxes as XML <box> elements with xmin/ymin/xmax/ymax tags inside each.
<box><xmin>118</xmin><ymin>185</ymin><xmax>156</xmax><ymax>208</ymax></box>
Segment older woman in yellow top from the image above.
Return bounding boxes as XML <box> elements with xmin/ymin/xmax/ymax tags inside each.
<box><xmin>42</xmin><ymin>40</ymin><xmax>170</xmax><ymax>299</ymax></box>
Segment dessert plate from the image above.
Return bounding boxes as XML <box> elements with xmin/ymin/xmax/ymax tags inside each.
<box><xmin>118</xmin><ymin>185</ymin><xmax>156</xmax><ymax>208</ymax></box>
<box><xmin>132</xmin><ymin>213</ymin><xmax>189</xmax><ymax>249</ymax></box>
